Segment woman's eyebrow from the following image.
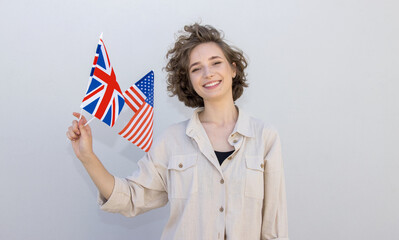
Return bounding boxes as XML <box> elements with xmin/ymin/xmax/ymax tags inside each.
<box><xmin>209</xmin><ymin>56</ymin><xmax>222</xmax><ymax>60</ymax></box>
<box><xmin>189</xmin><ymin>56</ymin><xmax>222</xmax><ymax>69</ymax></box>
<box><xmin>189</xmin><ymin>62</ymin><xmax>200</xmax><ymax>70</ymax></box>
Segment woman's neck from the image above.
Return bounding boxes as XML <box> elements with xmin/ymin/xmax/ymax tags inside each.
<box><xmin>199</xmin><ymin>99</ymin><xmax>238</xmax><ymax>126</ymax></box>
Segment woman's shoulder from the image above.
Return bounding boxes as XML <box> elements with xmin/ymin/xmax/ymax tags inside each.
<box><xmin>245</xmin><ymin>113</ymin><xmax>279</xmax><ymax>137</ymax></box>
<box><xmin>147</xmin><ymin>119</ymin><xmax>194</xmax><ymax>162</ymax></box>
<box><xmin>244</xmin><ymin>114</ymin><xmax>282</xmax><ymax>159</ymax></box>
<box><xmin>151</xmin><ymin>119</ymin><xmax>191</xmax><ymax>147</ymax></box>
<box><xmin>162</xmin><ymin>119</ymin><xmax>190</xmax><ymax>137</ymax></box>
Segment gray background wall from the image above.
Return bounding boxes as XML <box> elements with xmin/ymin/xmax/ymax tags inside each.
<box><xmin>0</xmin><ymin>0</ymin><xmax>398</xmax><ymax>239</ymax></box>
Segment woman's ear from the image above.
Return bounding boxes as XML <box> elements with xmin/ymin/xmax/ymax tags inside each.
<box><xmin>231</xmin><ymin>62</ymin><xmax>237</xmax><ymax>78</ymax></box>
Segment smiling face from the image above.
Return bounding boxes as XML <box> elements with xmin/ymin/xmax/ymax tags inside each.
<box><xmin>188</xmin><ymin>42</ymin><xmax>237</xmax><ymax>105</ymax></box>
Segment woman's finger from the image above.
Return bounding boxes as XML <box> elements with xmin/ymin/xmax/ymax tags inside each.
<box><xmin>73</xmin><ymin>112</ymin><xmax>87</xmax><ymax>122</ymax></box>
<box><xmin>72</xmin><ymin>120</ymin><xmax>81</xmax><ymax>135</ymax></box>
<box><xmin>73</xmin><ymin>112</ymin><xmax>89</xmax><ymax>126</ymax></box>
<box><xmin>68</xmin><ymin>126</ymin><xmax>79</xmax><ymax>140</ymax></box>
<box><xmin>66</xmin><ymin>131</ymin><xmax>75</xmax><ymax>141</ymax></box>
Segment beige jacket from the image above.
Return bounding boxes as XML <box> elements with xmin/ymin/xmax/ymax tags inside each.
<box><xmin>98</xmin><ymin>107</ymin><xmax>289</xmax><ymax>240</ymax></box>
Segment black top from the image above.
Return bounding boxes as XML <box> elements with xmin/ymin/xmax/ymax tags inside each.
<box><xmin>214</xmin><ymin>150</ymin><xmax>234</xmax><ymax>165</ymax></box>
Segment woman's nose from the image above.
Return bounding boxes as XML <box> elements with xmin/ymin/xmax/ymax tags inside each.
<box><xmin>203</xmin><ymin>66</ymin><xmax>214</xmax><ymax>78</ymax></box>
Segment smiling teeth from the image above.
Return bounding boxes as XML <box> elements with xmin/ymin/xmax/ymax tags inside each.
<box><xmin>204</xmin><ymin>81</ymin><xmax>220</xmax><ymax>87</ymax></box>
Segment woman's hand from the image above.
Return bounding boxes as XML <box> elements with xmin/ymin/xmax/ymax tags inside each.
<box><xmin>66</xmin><ymin>112</ymin><xmax>95</xmax><ymax>163</ymax></box>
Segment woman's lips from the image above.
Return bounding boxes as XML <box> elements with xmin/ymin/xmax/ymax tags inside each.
<box><xmin>203</xmin><ymin>80</ymin><xmax>221</xmax><ymax>89</ymax></box>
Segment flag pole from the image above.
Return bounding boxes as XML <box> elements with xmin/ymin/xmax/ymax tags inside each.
<box><xmin>78</xmin><ymin>109</ymin><xmax>83</xmax><ymax>121</ymax></box>
<box><xmin>84</xmin><ymin>117</ymin><xmax>95</xmax><ymax>126</ymax></box>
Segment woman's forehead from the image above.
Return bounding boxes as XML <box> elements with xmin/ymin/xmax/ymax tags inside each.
<box><xmin>189</xmin><ymin>42</ymin><xmax>226</xmax><ymax>63</ymax></box>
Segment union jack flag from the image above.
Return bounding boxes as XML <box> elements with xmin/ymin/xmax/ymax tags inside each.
<box><xmin>119</xmin><ymin>71</ymin><xmax>154</xmax><ymax>152</ymax></box>
<box><xmin>80</xmin><ymin>34</ymin><xmax>125</xmax><ymax>127</ymax></box>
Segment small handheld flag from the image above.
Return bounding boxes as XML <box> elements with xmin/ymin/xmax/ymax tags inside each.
<box><xmin>119</xmin><ymin>71</ymin><xmax>154</xmax><ymax>152</ymax></box>
<box><xmin>80</xmin><ymin>33</ymin><xmax>125</xmax><ymax>127</ymax></box>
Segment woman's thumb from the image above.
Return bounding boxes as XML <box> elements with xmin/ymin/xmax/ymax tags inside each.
<box><xmin>78</xmin><ymin>119</ymin><xmax>91</xmax><ymax>137</ymax></box>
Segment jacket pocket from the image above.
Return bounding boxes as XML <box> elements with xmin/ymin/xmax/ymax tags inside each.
<box><xmin>167</xmin><ymin>154</ymin><xmax>198</xmax><ymax>199</ymax></box>
<box><xmin>245</xmin><ymin>156</ymin><xmax>265</xmax><ymax>199</ymax></box>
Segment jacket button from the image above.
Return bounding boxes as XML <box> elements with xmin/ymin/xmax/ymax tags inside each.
<box><xmin>227</xmin><ymin>156</ymin><xmax>232</xmax><ymax>160</ymax></box>
<box><xmin>220</xmin><ymin>179</ymin><xmax>224</xmax><ymax>184</ymax></box>
<box><xmin>260</xmin><ymin>163</ymin><xmax>264</xmax><ymax>168</ymax></box>
<box><xmin>219</xmin><ymin>206</ymin><xmax>224</xmax><ymax>212</ymax></box>
<box><xmin>233</xmin><ymin>139</ymin><xmax>238</xmax><ymax>143</ymax></box>
<box><xmin>178</xmin><ymin>163</ymin><xmax>183</xmax><ymax>168</ymax></box>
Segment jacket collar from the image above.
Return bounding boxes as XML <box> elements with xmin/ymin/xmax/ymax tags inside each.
<box><xmin>185</xmin><ymin>106</ymin><xmax>255</xmax><ymax>138</ymax></box>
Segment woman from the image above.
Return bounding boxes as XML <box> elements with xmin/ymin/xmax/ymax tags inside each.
<box><xmin>66</xmin><ymin>23</ymin><xmax>289</xmax><ymax>240</ymax></box>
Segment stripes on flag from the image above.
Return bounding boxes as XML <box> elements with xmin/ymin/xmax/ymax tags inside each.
<box><xmin>80</xmin><ymin>34</ymin><xmax>124</xmax><ymax>127</ymax></box>
<box><xmin>119</xmin><ymin>71</ymin><xmax>154</xmax><ymax>152</ymax></box>
<box><xmin>123</xmin><ymin>85</ymin><xmax>146</xmax><ymax>112</ymax></box>
<box><xmin>119</xmin><ymin>103</ymin><xmax>154</xmax><ymax>152</ymax></box>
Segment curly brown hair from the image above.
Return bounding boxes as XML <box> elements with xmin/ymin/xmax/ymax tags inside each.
<box><xmin>165</xmin><ymin>23</ymin><xmax>248</xmax><ymax>108</ymax></box>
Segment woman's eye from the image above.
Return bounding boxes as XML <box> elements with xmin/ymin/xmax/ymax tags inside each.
<box><xmin>213</xmin><ymin>61</ymin><xmax>222</xmax><ymax>65</ymax></box>
<box><xmin>191</xmin><ymin>68</ymin><xmax>200</xmax><ymax>73</ymax></box>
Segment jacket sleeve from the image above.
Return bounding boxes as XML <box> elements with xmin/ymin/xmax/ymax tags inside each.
<box><xmin>97</xmin><ymin>151</ymin><xmax>168</xmax><ymax>217</ymax></box>
<box><xmin>261</xmin><ymin>130</ymin><xmax>289</xmax><ymax>240</ymax></box>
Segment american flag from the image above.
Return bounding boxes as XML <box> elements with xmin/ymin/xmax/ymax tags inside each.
<box><xmin>80</xmin><ymin>34</ymin><xmax>125</xmax><ymax>127</ymax></box>
<box><xmin>119</xmin><ymin>71</ymin><xmax>154</xmax><ymax>152</ymax></box>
